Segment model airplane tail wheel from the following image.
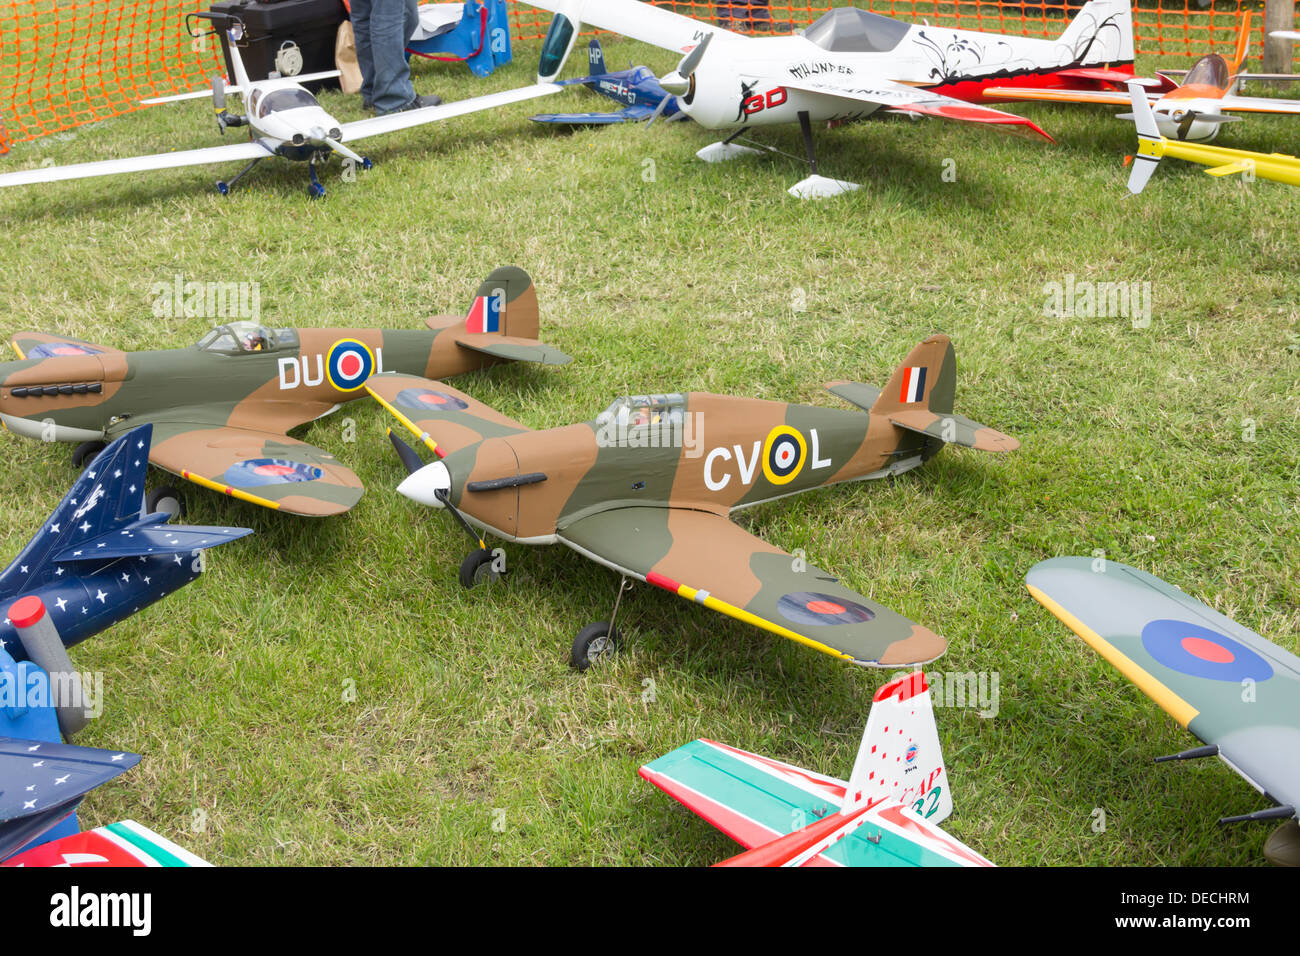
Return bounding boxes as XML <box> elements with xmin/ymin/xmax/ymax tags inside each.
<box><xmin>571</xmin><ymin>622</ymin><xmax>620</xmax><ymax>671</ymax></box>
<box><xmin>216</xmin><ymin>181</ymin><xmax>230</xmax><ymax>195</ymax></box>
<box><xmin>1264</xmin><ymin>820</ymin><xmax>1300</xmax><ymax>867</ymax></box>
<box><xmin>458</xmin><ymin>548</ymin><xmax>501</xmax><ymax>588</ymax></box>
<box><xmin>145</xmin><ymin>485</ymin><xmax>185</xmax><ymax>519</ymax></box>
<box><xmin>71</xmin><ymin>440</ymin><xmax>106</xmax><ymax>470</ymax></box>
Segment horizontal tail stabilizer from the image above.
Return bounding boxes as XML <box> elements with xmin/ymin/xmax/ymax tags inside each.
<box><xmin>53</xmin><ymin>521</ymin><xmax>251</xmax><ymax>563</ymax></box>
<box><xmin>453</xmin><ymin>334</ymin><xmax>571</xmax><ymax>365</ymax></box>
<box><xmin>824</xmin><ymin>380</ymin><xmax>882</xmax><ymax>411</ymax></box>
<box><xmin>887</xmin><ymin>409</ymin><xmax>1020</xmax><ymax>452</ymax></box>
<box><xmin>0</xmin><ymin>736</ymin><xmax>141</xmax><ymax>861</ymax></box>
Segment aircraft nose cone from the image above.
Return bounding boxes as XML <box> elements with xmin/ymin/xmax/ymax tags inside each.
<box><xmin>660</xmin><ymin>71</ymin><xmax>689</xmax><ymax>96</ymax></box>
<box><xmin>397</xmin><ymin>461</ymin><xmax>451</xmax><ymax>508</ymax></box>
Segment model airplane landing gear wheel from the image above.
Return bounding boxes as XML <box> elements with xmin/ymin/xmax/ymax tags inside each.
<box><xmin>146</xmin><ymin>485</ymin><xmax>185</xmax><ymax>519</ymax></box>
<box><xmin>71</xmin><ymin>440</ymin><xmax>106</xmax><ymax>470</ymax></box>
<box><xmin>307</xmin><ymin>161</ymin><xmax>325</xmax><ymax>200</ymax></box>
<box><xmin>459</xmin><ymin>548</ymin><xmax>501</xmax><ymax>588</ymax></box>
<box><xmin>571</xmin><ymin>622</ymin><xmax>620</xmax><ymax>671</ymax></box>
<box><xmin>216</xmin><ymin>156</ymin><xmax>262</xmax><ymax>196</ymax></box>
<box><xmin>571</xmin><ymin>575</ymin><xmax>633</xmax><ymax>671</ymax></box>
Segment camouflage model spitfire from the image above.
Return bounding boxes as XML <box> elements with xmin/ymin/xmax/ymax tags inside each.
<box><xmin>1027</xmin><ymin>557</ymin><xmax>1300</xmax><ymax>866</ymax></box>
<box><xmin>0</xmin><ymin>267</ymin><xmax>568</xmax><ymax>517</ymax></box>
<box><xmin>369</xmin><ymin>333</ymin><xmax>1018</xmax><ymax>670</ymax></box>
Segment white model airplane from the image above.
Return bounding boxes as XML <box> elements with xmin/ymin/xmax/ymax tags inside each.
<box><xmin>0</xmin><ymin>23</ymin><xmax>561</xmax><ymax>198</ymax></box>
<box><xmin>524</xmin><ymin>0</ymin><xmax>1135</xmax><ymax>198</ymax></box>
<box><xmin>987</xmin><ymin>15</ymin><xmax>1300</xmax><ymax>144</ymax></box>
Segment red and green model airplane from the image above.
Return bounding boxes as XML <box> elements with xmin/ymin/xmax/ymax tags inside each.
<box><xmin>641</xmin><ymin>671</ymin><xmax>994</xmax><ymax>866</ymax></box>
<box><xmin>0</xmin><ymin>267</ymin><xmax>568</xmax><ymax>517</ymax></box>
<box><xmin>369</xmin><ymin>333</ymin><xmax>1018</xmax><ymax>670</ymax></box>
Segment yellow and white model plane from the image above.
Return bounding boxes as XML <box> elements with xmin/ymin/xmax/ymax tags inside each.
<box><xmin>1125</xmin><ymin>81</ymin><xmax>1300</xmax><ymax>193</ymax></box>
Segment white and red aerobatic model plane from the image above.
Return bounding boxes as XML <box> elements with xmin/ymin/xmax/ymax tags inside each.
<box><xmin>641</xmin><ymin>672</ymin><xmax>994</xmax><ymax>866</ymax></box>
<box><xmin>525</xmin><ymin>0</ymin><xmax>1134</xmax><ymax>197</ymax></box>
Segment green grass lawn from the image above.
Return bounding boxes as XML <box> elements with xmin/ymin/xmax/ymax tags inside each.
<box><xmin>0</xmin><ymin>31</ymin><xmax>1297</xmax><ymax>866</ymax></box>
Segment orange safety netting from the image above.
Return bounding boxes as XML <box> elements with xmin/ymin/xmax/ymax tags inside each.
<box><xmin>509</xmin><ymin>0</ymin><xmax>1285</xmax><ymax>59</ymax></box>
<box><xmin>0</xmin><ymin>0</ymin><xmax>222</xmax><ymax>152</ymax></box>
<box><xmin>0</xmin><ymin>0</ymin><xmax>1292</xmax><ymax>154</ymax></box>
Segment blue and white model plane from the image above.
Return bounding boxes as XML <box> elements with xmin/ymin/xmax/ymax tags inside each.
<box><xmin>531</xmin><ymin>38</ymin><xmax>683</xmax><ymax>126</ymax></box>
<box><xmin>0</xmin><ymin>424</ymin><xmax>247</xmax><ymax>864</ymax></box>
<box><xmin>0</xmin><ymin>424</ymin><xmax>252</xmax><ymax>655</ymax></box>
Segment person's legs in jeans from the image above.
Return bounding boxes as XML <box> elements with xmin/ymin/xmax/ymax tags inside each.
<box><xmin>366</xmin><ymin>0</ymin><xmax>419</xmax><ymax>113</ymax></box>
<box><xmin>351</xmin><ymin>0</ymin><xmax>375</xmax><ymax>108</ymax></box>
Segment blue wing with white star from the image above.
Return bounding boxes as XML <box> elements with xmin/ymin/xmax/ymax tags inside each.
<box><xmin>0</xmin><ymin>424</ymin><xmax>251</xmax><ymax>581</ymax></box>
<box><xmin>53</xmin><ymin>521</ymin><xmax>250</xmax><ymax>562</ymax></box>
<box><xmin>0</xmin><ymin>736</ymin><xmax>141</xmax><ymax>860</ymax></box>
<box><xmin>0</xmin><ymin>424</ymin><xmax>252</xmax><ymax>654</ymax></box>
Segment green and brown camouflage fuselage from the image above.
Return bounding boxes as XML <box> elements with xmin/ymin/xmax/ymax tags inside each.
<box><xmin>0</xmin><ymin>267</ymin><xmax>567</xmax><ymax>516</ymax></box>
<box><xmin>371</xmin><ymin>334</ymin><xmax>1019</xmax><ymax>668</ymax></box>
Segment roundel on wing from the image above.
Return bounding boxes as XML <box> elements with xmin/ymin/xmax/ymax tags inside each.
<box><xmin>222</xmin><ymin>458</ymin><xmax>323</xmax><ymax>488</ymax></box>
<box><xmin>1140</xmin><ymin>618</ymin><xmax>1274</xmax><ymax>683</ymax></box>
<box><xmin>761</xmin><ymin>426</ymin><xmax>807</xmax><ymax>486</ymax></box>
<box><xmin>777</xmin><ymin>591</ymin><xmax>874</xmax><ymax>627</ymax></box>
<box><xmin>29</xmin><ymin>342</ymin><xmax>103</xmax><ymax>358</ymax></box>
<box><xmin>395</xmin><ymin>387</ymin><xmax>469</xmax><ymax>412</ymax></box>
<box><xmin>326</xmin><ymin>339</ymin><xmax>375</xmax><ymax>392</ymax></box>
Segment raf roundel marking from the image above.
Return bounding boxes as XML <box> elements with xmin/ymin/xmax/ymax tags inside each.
<box><xmin>395</xmin><ymin>387</ymin><xmax>469</xmax><ymax>412</ymax></box>
<box><xmin>905</xmin><ymin>744</ymin><xmax>918</xmax><ymax>764</ymax></box>
<box><xmin>325</xmin><ymin>339</ymin><xmax>375</xmax><ymax>392</ymax></box>
<box><xmin>761</xmin><ymin>425</ymin><xmax>807</xmax><ymax>486</ymax></box>
<box><xmin>776</xmin><ymin>591</ymin><xmax>875</xmax><ymax>627</ymax></box>
<box><xmin>222</xmin><ymin>458</ymin><xmax>323</xmax><ymax>488</ymax></box>
<box><xmin>29</xmin><ymin>343</ymin><xmax>104</xmax><ymax>358</ymax></box>
<box><xmin>1140</xmin><ymin>618</ymin><xmax>1274</xmax><ymax>683</ymax></box>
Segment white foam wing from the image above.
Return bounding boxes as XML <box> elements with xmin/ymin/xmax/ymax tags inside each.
<box><xmin>0</xmin><ymin>140</ymin><xmax>273</xmax><ymax>188</ymax></box>
<box><xmin>339</xmin><ymin>83</ymin><xmax>564</xmax><ymax>142</ymax></box>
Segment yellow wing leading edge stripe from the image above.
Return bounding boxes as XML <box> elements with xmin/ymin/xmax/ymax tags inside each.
<box><xmin>363</xmin><ymin>382</ymin><xmax>441</xmax><ymax>457</ymax></box>
<box><xmin>646</xmin><ymin>572</ymin><xmax>859</xmax><ymax>665</ymax></box>
<box><xmin>180</xmin><ymin>468</ymin><xmax>283</xmax><ymax>511</ymax></box>
<box><xmin>1027</xmin><ymin>583</ymin><xmax>1199</xmax><ymax>728</ymax></box>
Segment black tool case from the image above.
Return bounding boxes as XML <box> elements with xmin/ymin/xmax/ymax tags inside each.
<box><xmin>199</xmin><ymin>0</ymin><xmax>347</xmax><ymax>90</ymax></box>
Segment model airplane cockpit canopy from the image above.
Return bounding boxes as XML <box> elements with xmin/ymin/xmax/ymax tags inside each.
<box><xmin>196</xmin><ymin>322</ymin><xmax>294</xmax><ymax>354</ymax></box>
<box><xmin>801</xmin><ymin>8</ymin><xmax>911</xmax><ymax>54</ymax></box>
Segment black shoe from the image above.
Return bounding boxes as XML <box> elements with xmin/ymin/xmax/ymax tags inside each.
<box><xmin>381</xmin><ymin>93</ymin><xmax>443</xmax><ymax>115</ymax></box>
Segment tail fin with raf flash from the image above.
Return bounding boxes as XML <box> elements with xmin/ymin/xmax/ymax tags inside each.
<box><xmin>828</xmin><ymin>334</ymin><xmax>1019</xmax><ymax>452</ymax></box>
<box><xmin>449</xmin><ymin>266</ymin><xmax>571</xmax><ymax>366</ymax></box>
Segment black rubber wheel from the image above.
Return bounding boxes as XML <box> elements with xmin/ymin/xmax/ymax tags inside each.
<box><xmin>458</xmin><ymin>548</ymin><xmax>500</xmax><ymax>588</ymax></box>
<box><xmin>71</xmin><ymin>440</ymin><xmax>106</xmax><ymax>470</ymax></box>
<box><xmin>146</xmin><ymin>485</ymin><xmax>185</xmax><ymax>519</ymax></box>
<box><xmin>570</xmin><ymin>621</ymin><xmax>620</xmax><ymax>672</ymax></box>
<box><xmin>1264</xmin><ymin>820</ymin><xmax>1300</xmax><ymax>867</ymax></box>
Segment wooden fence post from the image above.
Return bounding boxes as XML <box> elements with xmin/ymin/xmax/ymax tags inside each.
<box><xmin>1263</xmin><ymin>0</ymin><xmax>1296</xmax><ymax>81</ymax></box>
